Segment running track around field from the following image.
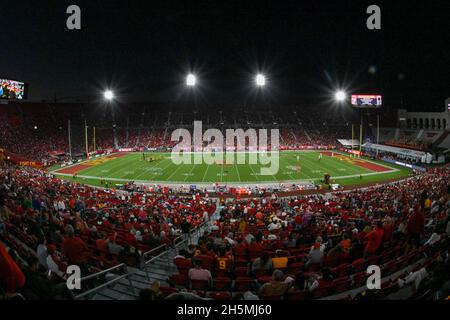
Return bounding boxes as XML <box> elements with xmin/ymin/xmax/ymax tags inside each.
<box><xmin>320</xmin><ymin>151</ymin><xmax>390</xmax><ymax>173</ymax></box>
<box><xmin>55</xmin><ymin>153</ymin><xmax>128</xmax><ymax>175</ymax></box>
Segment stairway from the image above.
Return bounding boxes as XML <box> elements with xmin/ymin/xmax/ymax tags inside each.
<box><xmin>90</xmin><ymin>251</ymin><xmax>179</xmax><ymax>300</ymax></box>
<box><xmin>90</xmin><ymin>204</ymin><xmax>222</xmax><ymax>300</ymax></box>
<box><xmin>434</xmin><ymin>130</ymin><xmax>450</xmax><ymax>148</ymax></box>
<box><xmin>303</xmin><ymin>128</ymin><xmax>312</xmax><ymax>142</ymax></box>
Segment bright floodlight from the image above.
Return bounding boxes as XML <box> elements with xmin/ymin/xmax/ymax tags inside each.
<box><xmin>104</xmin><ymin>90</ymin><xmax>114</xmax><ymax>100</ymax></box>
<box><xmin>186</xmin><ymin>74</ymin><xmax>196</xmax><ymax>87</ymax></box>
<box><xmin>255</xmin><ymin>74</ymin><xmax>266</xmax><ymax>86</ymax></box>
<box><xmin>335</xmin><ymin>90</ymin><xmax>346</xmax><ymax>102</ymax></box>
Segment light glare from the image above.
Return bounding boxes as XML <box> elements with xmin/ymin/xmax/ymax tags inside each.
<box><xmin>104</xmin><ymin>90</ymin><xmax>114</xmax><ymax>100</ymax></box>
<box><xmin>255</xmin><ymin>74</ymin><xmax>266</xmax><ymax>86</ymax></box>
<box><xmin>186</xmin><ymin>74</ymin><xmax>196</xmax><ymax>86</ymax></box>
<box><xmin>335</xmin><ymin>90</ymin><xmax>346</xmax><ymax>102</ymax></box>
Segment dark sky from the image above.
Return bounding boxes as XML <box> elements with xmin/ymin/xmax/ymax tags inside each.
<box><xmin>0</xmin><ymin>0</ymin><xmax>449</xmax><ymax>111</ymax></box>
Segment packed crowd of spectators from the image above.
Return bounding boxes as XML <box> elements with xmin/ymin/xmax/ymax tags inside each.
<box><xmin>1</xmin><ymin>162</ymin><xmax>449</xmax><ymax>300</ymax></box>
<box><xmin>0</xmin><ymin>102</ymin><xmax>363</xmax><ymax>163</ymax></box>
<box><xmin>159</xmin><ymin>166</ymin><xmax>450</xmax><ymax>300</ymax></box>
<box><xmin>0</xmin><ymin>163</ymin><xmax>216</xmax><ymax>300</ymax></box>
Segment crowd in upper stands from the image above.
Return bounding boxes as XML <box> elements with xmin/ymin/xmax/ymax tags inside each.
<box><xmin>0</xmin><ymin>102</ymin><xmax>369</xmax><ymax>163</ymax></box>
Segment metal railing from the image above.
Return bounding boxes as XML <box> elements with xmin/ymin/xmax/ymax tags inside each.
<box><xmin>75</xmin><ymin>273</ymin><xmax>136</xmax><ymax>300</ymax></box>
<box><xmin>74</xmin><ymin>263</ymin><xmax>137</xmax><ymax>300</ymax></box>
<box><xmin>73</xmin><ymin>205</ymin><xmax>220</xmax><ymax>300</ymax></box>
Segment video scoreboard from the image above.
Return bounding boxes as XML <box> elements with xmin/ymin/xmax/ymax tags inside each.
<box><xmin>0</xmin><ymin>78</ymin><xmax>27</xmax><ymax>100</ymax></box>
<box><xmin>351</xmin><ymin>94</ymin><xmax>382</xmax><ymax>108</ymax></box>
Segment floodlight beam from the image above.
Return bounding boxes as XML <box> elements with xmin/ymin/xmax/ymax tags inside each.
<box><xmin>104</xmin><ymin>90</ymin><xmax>114</xmax><ymax>101</ymax></box>
<box><xmin>255</xmin><ymin>74</ymin><xmax>266</xmax><ymax>87</ymax></box>
<box><xmin>186</xmin><ymin>74</ymin><xmax>196</xmax><ymax>87</ymax></box>
<box><xmin>335</xmin><ymin>90</ymin><xmax>346</xmax><ymax>102</ymax></box>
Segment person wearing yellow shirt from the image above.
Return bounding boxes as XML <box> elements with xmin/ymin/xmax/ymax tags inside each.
<box><xmin>272</xmin><ymin>250</ymin><xmax>288</xmax><ymax>269</ymax></box>
<box><xmin>424</xmin><ymin>197</ymin><xmax>431</xmax><ymax>209</ymax></box>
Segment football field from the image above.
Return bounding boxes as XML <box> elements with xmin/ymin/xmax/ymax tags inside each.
<box><xmin>53</xmin><ymin>151</ymin><xmax>410</xmax><ymax>186</ymax></box>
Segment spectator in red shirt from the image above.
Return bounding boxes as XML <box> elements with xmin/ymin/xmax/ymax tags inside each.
<box><xmin>232</xmin><ymin>238</ymin><xmax>248</xmax><ymax>257</ymax></box>
<box><xmin>363</xmin><ymin>221</ymin><xmax>384</xmax><ymax>259</ymax></box>
<box><xmin>248</xmin><ymin>239</ymin><xmax>264</xmax><ymax>258</ymax></box>
<box><xmin>406</xmin><ymin>207</ymin><xmax>425</xmax><ymax>248</ymax></box>
<box><xmin>61</xmin><ymin>225</ymin><xmax>89</xmax><ymax>266</ymax></box>
<box><xmin>0</xmin><ymin>244</ymin><xmax>25</xmax><ymax>294</ymax></box>
<box><xmin>382</xmin><ymin>217</ymin><xmax>394</xmax><ymax>243</ymax></box>
<box><xmin>215</xmin><ymin>247</ymin><xmax>233</xmax><ymax>274</ymax></box>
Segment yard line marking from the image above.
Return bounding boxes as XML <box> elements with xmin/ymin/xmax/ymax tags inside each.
<box><xmin>85</xmin><ymin>155</ymin><xmax>135</xmax><ymax>179</ymax></box>
<box><xmin>201</xmin><ymin>164</ymin><xmax>211</xmax><ymax>183</ymax></box>
<box><xmin>283</xmin><ymin>154</ymin><xmax>315</xmax><ymax>182</ymax></box>
<box><xmin>248</xmin><ymin>164</ymin><xmax>262</xmax><ymax>182</ymax></box>
<box><xmin>183</xmin><ymin>164</ymin><xmax>197</xmax><ymax>182</ymax></box>
<box><xmin>54</xmin><ymin>169</ymin><xmax>398</xmax><ymax>185</ymax></box>
<box><xmin>132</xmin><ymin>154</ymin><xmax>169</xmax><ymax>180</ymax></box>
<box><xmin>166</xmin><ymin>161</ymin><xmax>186</xmax><ymax>181</ymax></box>
<box><xmin>234</xmin><ymin>163</ymin><xmax>241</xmax><ymax>182</ymax></box>
<box><xmin>146</xmin><ymin>159</ymin><xmax>177</xmax><ymax>181</ymax></box>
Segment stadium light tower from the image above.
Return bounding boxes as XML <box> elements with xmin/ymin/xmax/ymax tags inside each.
<box><xmin>186</xmin><ymin>74</ymin><xmax>197</xmax><ymax>87</ymax></box>
<box><xmin>255</xmin><ymin>74</ymin><xmax>266</xmax><ymax>87</ymax></box>
<box><xmin>104</xmin><ymin>90</ymin><xmax>114</xmax><ymax>101</ymax></box>
<box><xmin>335</xmin><ymin>90</ymin><xmax>346</xmax><ymax>102</ymax></box>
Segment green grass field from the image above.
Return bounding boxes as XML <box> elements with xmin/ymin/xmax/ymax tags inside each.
<box><xmin>53</xmin><ymin>151</ymin><xmax>413</xmax><ymax>187</ymax></box>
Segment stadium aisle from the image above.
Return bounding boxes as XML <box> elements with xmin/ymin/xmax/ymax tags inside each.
<box><xmin>91</xmin><ymin>200</ymin><xmax>223</xmax><ymax>300</ymax></box>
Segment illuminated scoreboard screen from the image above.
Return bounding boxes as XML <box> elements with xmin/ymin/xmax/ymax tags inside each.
<box><xmin>351</xmin><ymin>94</ymin><xmax>382</xmax><ymax>108</ymax></box>
<box><xmin>0</xmin><ymin>78</ymin><xmax>27</xmax><ymax>100</ymax></box>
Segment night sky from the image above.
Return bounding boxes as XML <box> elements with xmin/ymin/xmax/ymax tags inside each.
<box><xmin>0</xmin><ymin>0</ymin><xmax>449</xmax><ymax>111</ymax></box>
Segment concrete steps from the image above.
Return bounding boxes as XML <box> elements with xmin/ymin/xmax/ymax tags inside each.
<box><xmin>90</xmin><ymin>203</ymin><xmax>222</xmax><ymax>300</ymax></box>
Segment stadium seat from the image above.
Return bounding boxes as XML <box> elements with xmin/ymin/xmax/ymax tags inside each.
<box><xmin>190</xmin><ymin>279</ymin><xmax>211</xmax><ymax>291</ymax></box>
<box><xmin>289</xmin><ymin>262</ymin><xmax>305</xmax><ymax>274</ymax></box>
<box><xmin>257</xmin><ymin>275</ymin><xmax>273</xmax><ymax>285</ymax></box>
<box><xmin>352</xmin><ymin>271</ymin><xmax>367</xmax><ymax>288</ymax></box>
<box><xmin>287</xmin><ymin>291</ymin><xmax>307</xmax><ymax>300</ymax></box>
<box><xmin>261</xmin><ymin>294</ymin><xmax>284</xmax><ymax>300</ymax></box>
<box><xmin>208</xmin><ymin>291</ymin><xmax>232</xmax><ymax>300</ymax></box>
<box><xmin>213</xmin><ymin>277</ymin><xmax>232</xmax><ymax>291</ymax></box>
<box><xmin>169</xmin><ymin>274</ymin><xmax>188</xmax><ymax>287</ymax></box>
<box><xmin>234</xmin><ymin>266</ymin><xmax>249</xmax><ymax>277</ymax></box>
<box><xmin>234</xmin><ymin>277</ymin><xmax>254</xmax><ymax>291</ymax></box>
<box><xmin>351</xmin><ymin>258</ymin><xmax>366</xmax><ymax>273</ymax></box>
<box><xmin>332</xmin><ymin>277</ymin><xmax>352</xmax><ymax>294</ymax></box>
<box><xmin>306</xmin><ymin>262</ymin><xmax>321</xmax><ymax>272</ymax></box>
<box><xmin>312</xmin><ymin>285</ymin><xmax>333</xmax><ymax>299</ymax></box>
<box><xmin>331</xmin><ymin>263</ymin><xmax>350</xmax><ymax>278</ymax></box>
